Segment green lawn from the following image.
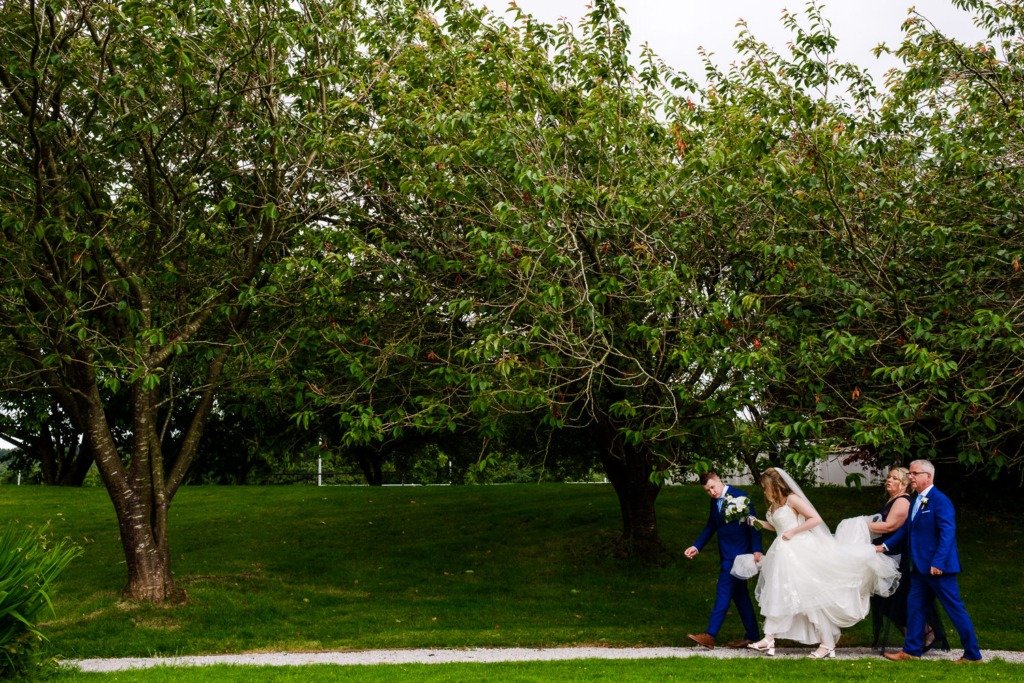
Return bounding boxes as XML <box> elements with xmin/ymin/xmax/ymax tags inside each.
<box><xmin>50</xmin><ymin>657</ymin><xmax>1024</xmax><ymax>682</ymax></box>
<box><xmin>0</xmin><ymin>483</ymin><xmax>1018</xmax><ymax>661</ymax></box>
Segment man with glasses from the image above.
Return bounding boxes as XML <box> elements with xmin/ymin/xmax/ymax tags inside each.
<box><xmin>878</xmin><ymin>459</ymin><xmax>982</xmax><ymax>663</ymax></box>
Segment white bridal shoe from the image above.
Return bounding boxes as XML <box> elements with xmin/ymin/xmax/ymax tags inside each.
<box><xmin>808</xmin><ymin>646</ymin><xmax>836</xmax><ymax>659</ymax></box>
<box><xmin>747</xmin><ymin>637</ymin><xmax>775</xmax><ymax>656</ymax></box>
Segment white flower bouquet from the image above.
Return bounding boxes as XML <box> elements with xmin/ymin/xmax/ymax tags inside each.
<box><xmin>722</xmin><ymin>494</ymin><xmax>753</xmax><ymax>524</ymax></box>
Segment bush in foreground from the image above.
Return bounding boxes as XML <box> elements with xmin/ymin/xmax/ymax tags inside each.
<box><xmin>0</xmin><ymin>525</ymin><xmax>81</xmax><ymax>678</ymax></box>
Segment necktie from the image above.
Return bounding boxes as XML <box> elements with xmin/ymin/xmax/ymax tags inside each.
<box><xmin>717</xmin><ymin>497</ymin><xmax>724</xmax><ymax>513</ymax></box>
<box><xmin>911</xmin><ymin>495</ymin><xmax>922</xmax><ymax>520</ymax></box>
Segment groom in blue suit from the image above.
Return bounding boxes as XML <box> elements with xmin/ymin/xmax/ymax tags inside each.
<box><xmin>684</xmin><ymin>471</ymin><xmax>763</xmax><ymax>649</ymax></box>
<box><xmin>881</xmin><ymin>459</ymin><xmax>982</xmax><ymax>663</ymax></box>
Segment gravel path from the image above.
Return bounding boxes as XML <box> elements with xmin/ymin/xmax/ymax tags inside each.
<box><xmin>68</xmin><ymin>646</ymin><xmax>1024</xmax><ymax>672</ymax></box>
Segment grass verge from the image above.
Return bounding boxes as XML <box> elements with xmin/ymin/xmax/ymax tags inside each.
<box><xmin>53</xmin><ymin>657</ymin><xmax>1024</xmax><ymax>681</ymax></box>
<box><xmin>0</xmin><ymin>483</ymin><xmax>1017</xmax><ymax>658</ymax></box>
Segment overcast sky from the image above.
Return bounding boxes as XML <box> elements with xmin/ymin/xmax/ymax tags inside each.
<box><xmin>471</xmin><ymin>1</ymin><xmax>988</xmax><ymax>87</ymax></box>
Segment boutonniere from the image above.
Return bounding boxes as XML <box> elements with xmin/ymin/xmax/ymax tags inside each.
<box><xmin>919</xmin><ymin>495</ymin><xmax>929</xmax><ymax>511</ymax></box>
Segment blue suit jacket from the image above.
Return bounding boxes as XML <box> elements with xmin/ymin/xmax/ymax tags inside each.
<box><xmin>692</xmin><ymin>485</ymin><xmax>764</xmax><ymax>568</ymax></box>
<box><xmin>885</xmin><ymin>486</ymin><xmax>962</xmax><ymax>574</ymax></box>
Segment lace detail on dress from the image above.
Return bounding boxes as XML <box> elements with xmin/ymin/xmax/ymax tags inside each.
<box><xmin>755</xmin><ymin>502</ymin><xmax>901</xmax><ymax>644</ymax></box>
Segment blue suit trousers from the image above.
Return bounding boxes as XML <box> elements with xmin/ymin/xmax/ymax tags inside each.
<box><xmin>904</xmin><ymin>571</ymin><xmax>981</xmax><ymax>660</ymax></box>
<box><xmin>707</xmin><ymin>566</ymin><xmax>759</xmax><ymax>640</ymax></box>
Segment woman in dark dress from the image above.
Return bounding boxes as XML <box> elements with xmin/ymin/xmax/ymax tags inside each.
<box><xmin>868</xmin><ymin>467</ymin><xmax>949</xmax><ymax>651</ymax></box>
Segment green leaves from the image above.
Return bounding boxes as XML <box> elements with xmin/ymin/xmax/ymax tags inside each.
<box><xmin>5</xmin><ymin>0</ymin><xmax>1020</xmax><ymax>496</ymax></box>
<box><xmin>0</xmin><ymin>525</ymin><xmax>81</xmax><ymax>677</ymax></box>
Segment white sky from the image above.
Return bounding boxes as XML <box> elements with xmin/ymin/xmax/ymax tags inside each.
<box><xmin>472</xmin><ymin>1</ymin><xmax>988</xmax><ymax>87</ymax></box>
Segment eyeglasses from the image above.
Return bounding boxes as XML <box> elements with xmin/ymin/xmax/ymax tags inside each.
<box><xmin>908</xmin><ymin>471</ymin><xmax>931</xmax><ymax>477</ymax></box>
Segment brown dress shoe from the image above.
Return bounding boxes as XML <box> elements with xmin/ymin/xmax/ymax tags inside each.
<box><xmin>954</xmin><ymin>656</ymin><xmax>982</xmax><ymax>664</ymax></box>
<box><xmin>687</xmin><ymin>632</ymin><xmax>715</xmax><ymax>649</ymax></box>
<box><xmin>883</xmin><ymin>650</ymin><xmax>920</xmax><ymax>661</ymax></box>
<box><xmin>723</xmin><ymin>638</ymin><xmax>753</xmax><ymax>649</ymax></box>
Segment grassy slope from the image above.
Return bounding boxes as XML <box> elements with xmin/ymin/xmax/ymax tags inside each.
<box><xmin>0</xmin><ymin>483</ymin><xmax>1017</xmax><ymax>658</ymax></box>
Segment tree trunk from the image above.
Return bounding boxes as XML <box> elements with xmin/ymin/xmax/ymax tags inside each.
<box><xmin>56</xmin><ymin>439</ymin><xmax>95</xmax><ymax>486</ymax></box>
<box><xmin>595</xmin><ymin>420</ymin><xmax>664</xmax><ymax>559</ymax></box>
<box><xmin>20</xmin><ymin>417</ymin><xmax>93</xmax><ymax>486</ymax></box>
<box><xmin>356</xmin><ymin>446</ymin><xmax>385</xmax><ymax>486</ymax></box>
<box><xmin>56</xmin><ymin>339</ymin><xmax>226</xmax><ymax>603</ymax></box>
<box><xmin>115</xmin><ymin>496</ymin><xmax>184</xmax><ymax>602</ymax></box>
<box><xmin>84</xmin><ymin>426</ymin><xmax>183</xmax><ymax>602</ymax></box>
<box><xmin>87</xmin><ymin>439</ymin><xmax>184</xmax><ymax>602</ymax></box>
<box><xmin>36</xmin><ymin>423</ymin><xmax>60</xmax><ymax>485</ymax></box>
<box><xmin>737</xmin><ymin>449</ymin><xmax>763</xmax><ymax>483</ymax></box>
<box><xmin>233</xmin><ymin>453</ymin><xmax>256</xmax><ymax>485</ymax></box>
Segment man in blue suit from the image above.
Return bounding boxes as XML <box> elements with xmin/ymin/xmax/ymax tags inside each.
<box><xmin>880</xmin><ymin>459</ymin><xmax>982</xmax><ymax>663</ymax></box>
<box><xmin>684</xmin><ymin>471</ymin><xmax>763</xmax><ymax>649</ymax></box>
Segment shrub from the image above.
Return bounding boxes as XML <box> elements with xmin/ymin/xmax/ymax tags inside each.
<box><xmin>0</xmin><ymin>525</ymin><xmax>81</xmax><ymax>678</ymax></box>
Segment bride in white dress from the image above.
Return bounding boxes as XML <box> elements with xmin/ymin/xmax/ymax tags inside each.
<box><xmin>746</xmin><ymin>467</ymin><xmax>900</xmax><ymax>659</ymax></box>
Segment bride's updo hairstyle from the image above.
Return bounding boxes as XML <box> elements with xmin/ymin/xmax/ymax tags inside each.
<box><xmin>760</xmin><ymin>467</ymin><xmax>794</xmax><ymax>511</ymax></box>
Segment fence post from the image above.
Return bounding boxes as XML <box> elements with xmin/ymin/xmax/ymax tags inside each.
<box><xmin>317</xmin><ymin>457</ymin><xmax>322</xmax><ymax>487</ymax></box>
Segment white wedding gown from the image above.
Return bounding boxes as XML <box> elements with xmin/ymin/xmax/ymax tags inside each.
<box><xmin>754</xmin><ymin>504</ymin><xmax>900</xmax><ymax>645</ymax></box>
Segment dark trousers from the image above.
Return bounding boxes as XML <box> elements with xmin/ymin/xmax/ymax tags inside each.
<box><xmin>871</xmin><ymin>592</ymin><xmax>949</xmax><ymax>651</ymax></box>
<box><xmin>707</xmin><ymin>566</ymin><xmax>759</xmax><ymax>640</ymax></box>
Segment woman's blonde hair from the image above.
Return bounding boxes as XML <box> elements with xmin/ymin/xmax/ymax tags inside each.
<box><xmin>760</xmin><ymin>467</ymin><xmax>794</xmax><ymax>510</ymax></box>
<box><xmin>887</xmin><ymin>466</ymin><xmax>912</xmax><ymax>496</ymax></box>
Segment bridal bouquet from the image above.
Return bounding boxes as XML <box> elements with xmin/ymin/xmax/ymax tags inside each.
<box><xmin>722</xmin><ymin>494</ymin><xmax>753</xmax><ymax>523</ymax></box>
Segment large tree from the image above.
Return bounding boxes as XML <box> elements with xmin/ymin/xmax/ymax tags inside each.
<box><xmin>851</xmin><ymin>0</ymin><xmax>1024</xmax><ymax>473</ymax></box>
<box><xmin>0</xmin><ymin>0</ymin><xmax>364</xmax><ymax>600</ymax></box>
<box><xmin>698</xmin><ymin>1</ymin><xmax>1024</xmax><ymax>477</ymax></box>
<box><xmin>298</xmin><ymin>0</ymin><xmax>789</xmax><ymax>556</ymax></box>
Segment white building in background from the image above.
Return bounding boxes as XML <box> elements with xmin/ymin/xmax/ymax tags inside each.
<box><xmin>810</xmin><ymin>450</ymin><xmax>884</xmax><ymax>486</ymax></box>
<box><xmin>700</xmin><ymin>449</ymin><xmax>885</xmax><ymax>487</ymax></box>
